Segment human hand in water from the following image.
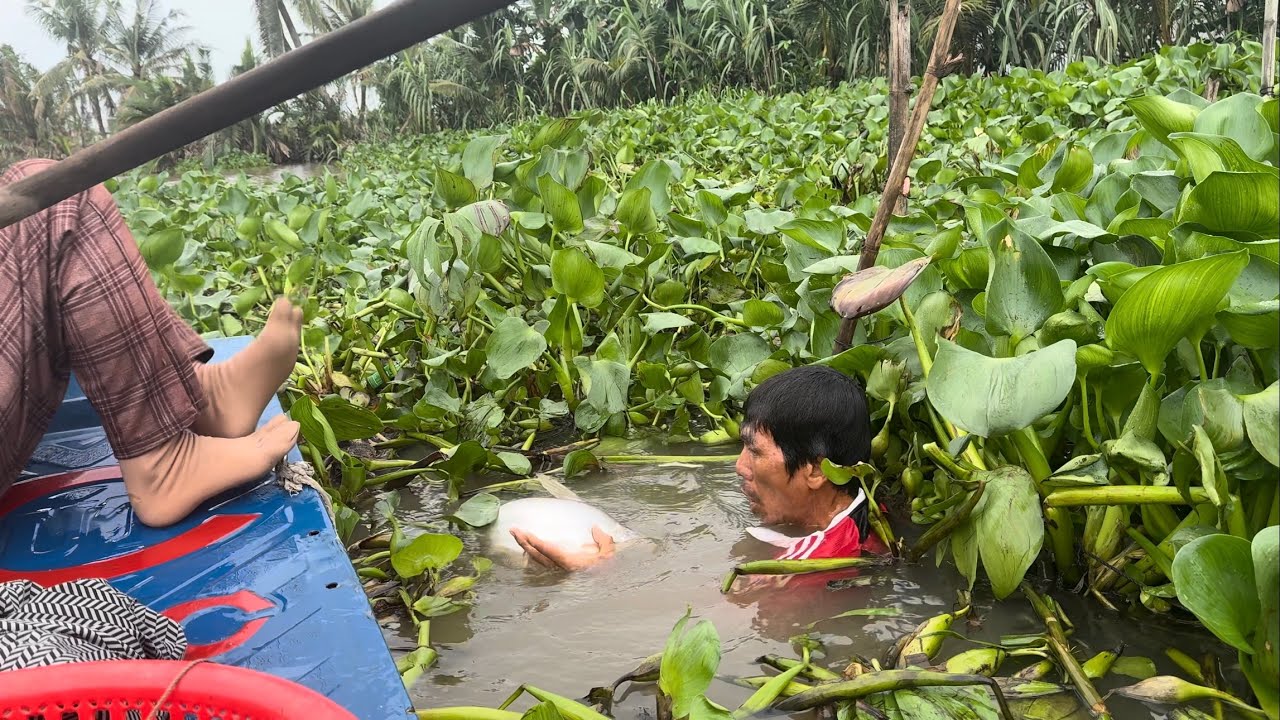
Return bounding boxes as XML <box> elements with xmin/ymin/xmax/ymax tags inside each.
<box><xmin>511</xmin><ymin>525</ymin><xmax>615</xmax><ymax>571</ymax></box>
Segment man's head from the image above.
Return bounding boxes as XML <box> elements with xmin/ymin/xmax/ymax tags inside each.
<box><xmin>735</xmin><ymin>365</ymin><xmax>872</xmax><ymax>528</ymax></box>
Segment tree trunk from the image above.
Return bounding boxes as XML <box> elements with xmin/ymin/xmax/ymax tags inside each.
<box><xmin>90</xmin><ymin>93</ymin><xmax>107</xmax><ymax>135</ymax></box>
<box><xmin>279</xmin><ymin>0</ymin><xmax>304</xmax><ymax>50</ymax></box>
<box><xmin>887</xmin><ymin>0</ymin><xmax>911</xmax><ymax>215</ymax></box>
<box><xmin>1263</xmin><ymin>0</ymin><xmax>1278</xmax><ymax>97</ymax></box>
<box><xmin>832</xmin><ymin>0</ymin><xmax>962</xmax><ymax>354</ymax></box>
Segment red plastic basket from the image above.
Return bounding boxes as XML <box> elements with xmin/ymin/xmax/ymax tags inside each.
<box><xmin>0</xmin><ymin>660</ymin><xmax>360</xmax><ymax>719</ymax></box>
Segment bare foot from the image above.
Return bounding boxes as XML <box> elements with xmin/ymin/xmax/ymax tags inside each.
<box><xmin>121</xmin><ymin>414</ymin><xmax>300</xmax><ymax>528</ymax></box>
<box><xmin>193</xmin><ymin>297</ymin><xmax>303</xmax><ymax>438</ymax></box>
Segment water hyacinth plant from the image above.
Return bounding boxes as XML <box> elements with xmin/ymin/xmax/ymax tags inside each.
<box><xmin>111</xmin><ymin>37</ymin><xmax>1279</xmax><ymax>718</ymax></box>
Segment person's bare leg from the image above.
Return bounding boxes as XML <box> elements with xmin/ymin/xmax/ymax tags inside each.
<box><xmin>4</xmin><ymin>159</ymin><xmax>301</xmax><ymax>527</ymax></box>
<box><xmin>191</xmin><ymin>297</ymin><xmax>303</xmax><ymax>438</ymax></box>
<box><xmin>119</xmin><ymin>416</ymin><xmax>299</xmax><ymax>527</ymax></box>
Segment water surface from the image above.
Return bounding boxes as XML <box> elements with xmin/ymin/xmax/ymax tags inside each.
<box><xmin>377</xmin><ymin>437</ymin><xmax>1233</xmax><ymax>719</ymax></box>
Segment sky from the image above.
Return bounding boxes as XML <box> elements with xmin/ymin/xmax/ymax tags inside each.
<box><xmin>0</xmin><ymin>0</ymin><xmax>392</xmax><ymax>81</ymax></box>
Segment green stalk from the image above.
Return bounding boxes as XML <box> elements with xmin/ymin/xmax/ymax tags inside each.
<box><xmin>1080</xmin><ymin>376</ymin><xmax>1098</xmax><ymax>450</ymax></box>
<box><xmin>907</xmin><ymin>480</ymin><xmax>984</xmax><ymax>562</ymax></box>
<box><xmin>722</xmin><ymin>557</ymin><xmax>890</xmax><ymax>593</ymax></box>
<box><xmin>757</xmin><ymin>655</ymin><xmax>842</xmax><ymax>682</ymax></box>
<box><xmin>1124</xmin><ymin>505</ymin><xmax>1216</xmax><ymax>586</ymax></box>
<box><xmin>1125</xmin><ymin>527</ymin><xmax>1173</xmax><ymax>578</ymax></box>
<box><xmin>545</xmin><ymin>351</ymin><xmax>576</xmax><ymax>407</ymax></box>
<box><xmin>256</xmin><ymin>265</ymin><xmax>273</xmax><ymax>294</ymax></box>
<box><xmin>1045</xmin><ymin>486</ymin><xmax>1211</xmax><ymax>507</ymax></box>
<box><xmin>1113</xmin><ymin>469</ymin><xmax>1179</xmax><ymax>540</ymax></box>
<box><xmin>1249</xmin><ymin>478</ymin><xmax>1277</xmax><ymax>535</ymax></box>
<box><xmin>642</xmin><ymin>294</ymin><xmax>747</xmax><ymax>327</ymax></box>
<box><xmin>368</xmin><ymin>458</ymin><xmax>420</xmax><ymax>470</ymax></box>
<box><xmin>627</xmin><ymin>336</ymin><xmax>650</xmax><ymax>371</ymax></box>
<box><xmin>773</xmin><ymin>670</ymin><xmax>1014</xmax><ymax>719</ymax></box>
<box><xmin>1093</xmin><ymin>386</ymin><xmax>1109</xmax><ymax>440</ymax></box>
<box><xmin>1045</xmin><ymin>390</ymin><xmax>1077</xmax><ymax>460</ymax></box>
<box><xmin>735</xmin><ymin>675</ymin><xmax>812</xmax><ymax>699</ymax></box>
<box><xmin>925</xmin><ymin>405</ymin><xmax>952</xmax><ymax>449</ymax></box>
<box><xmin>1194</xmin><ymin>340</ymin><xmax>1209</xmax><ymax>381</ymax></box>
<box><xmin>744</xmin><ymin>241</ymin><xmax>766</xmax><ymax>283</ymax></box>
<box><xmin>365</xmin><ymin>467</ymin><xmax>435</xmax><ymax>486</ymax></box>
<box><xmin>734</xmin><ymin>661</ymin><xmax>810</xmax><ymax>718</ymax></box>
<box><xmin>921</xmin><ymin>442</ymin><xmax>974</xmax><ymax>481</ymax></box>
<box><xmin>351</xmin><ymin>297</ymin><xmax>387</xmax><ymax>319</ymax></box>
<box><xmin>404</xmin><ymin>432</ymin><xmax>455</xmax><ymax>450</ymax></box>
<box><xmin>1022</xmin><ymin>583</ymin><xmax>1111</xmax><ymax>719</ymax></box>
<box><xmin>1012</xmin><ymin>426</ymin><xmax>1078</xmax><ymax>583</ymax></box>
<box><xmin>499</xmin><ymin>685</ymin><xmax>611</xmax><ymax>720</ymax></box>
<box><xmin>1011</xmin><ymin>428</ymin><xmax>1052</xmax><ymax>492</ymax></box>
<box><xmin>899</xmin><ymin>297</ymin><xmax>987</xmax><ymax>471</ymax></box>
<box><xmin>600</xmin><ymin>454</ymin><xmax>740</xmax><ymax>464</ymax></box>
<box><xmin>482</xmin><ymin>272</ymin><xmax>517</xmax><ymax>303</ymax></box>
<box><xmin>899</xmin><ymin>296</ymin><xmax>933</xmax><ymax>376</ymax></box>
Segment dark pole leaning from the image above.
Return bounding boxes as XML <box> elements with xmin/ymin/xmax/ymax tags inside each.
<box><xmin>0</xmin><ymin>0</ymin><xmax>516</xmax><ymax>230</ymax></box>
<box><xmin>831</xmin><ymin>0</ymin><xmax>963</xmax><ymax>354</ymax></box>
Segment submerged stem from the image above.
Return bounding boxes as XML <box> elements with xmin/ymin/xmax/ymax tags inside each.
<box><xmin>722</xmin><ymin>557</ymin><xmax>891</xmax><ymax>593</ymax></box>
<box><xmin>773</xmin><ymin>669</ymin><xmax>1014</xmax><ymax>719</ymax></box>
<box><xmin>1022</xmin><ymin>583</ymin><xmax>1111</xmax><ymax>719</ymax></box>
<box><xmin>602</xmin><ymin>454</ymin><xmax>740</xmax><ymax>464</ymax></box>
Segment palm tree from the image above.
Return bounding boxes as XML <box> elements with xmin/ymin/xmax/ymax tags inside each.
<box><xmin>102</xmin><ymin>0</ymin><xmax>203</xmax><ymax>81</ymax></box>
<box><xmin>290</xmin><ymin>0</ymin><xmax>376</xmax><ymax>125</ymax></box>
<box><xmin>252</xmin><ymin>0</ymin><xmax>304</xmax><ymax>57</ymax></box>
<box><xmin>113</xmin><ymin>49</ymin><xmax>212</xmax><ymax>129</ymax></box>
<box><xmin>0</xmin><ymin>44</ymin><xmax>74</xmax><ymax>163</ymax></box>
<box><xmin>25</xmin><ymin>0</ymin><xmax>114</xmax><ymax>135</ymax></box>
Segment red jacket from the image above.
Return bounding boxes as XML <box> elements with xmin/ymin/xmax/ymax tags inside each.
<box><xmin>775</xmin><ymin>492</ymin><xmax>877</xmax><ymax>560</ymax></box>
<box><xmin>731</xmin><ymin>491</ymin><xmax>886</xmax><ymax>598</ymax></box>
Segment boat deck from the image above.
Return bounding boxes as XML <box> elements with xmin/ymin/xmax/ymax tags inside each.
<box><xmin>0</xmin><ymin>335</ymin><xmax>412</xmax><ymax>719</ymax></box>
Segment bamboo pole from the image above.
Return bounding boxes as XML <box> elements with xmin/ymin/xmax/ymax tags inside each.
<box><xmin>887</xmin><ymin>0</ymin><xmax>912</xmax><ymax>215</ymax></box>
<box><xmin>833</xmin><ymin>0</ymin><xmax>963</xmax><ymax>354</ymax></box>
<box><xmin>0</xmin><ymin>0</ymin><xmax>516</xmax><ymax>230</ymax></box>
<box><xmin>1263</xmin><ymin>0</ymin><xmax>1278</xmax><ymax>97</ymax></box>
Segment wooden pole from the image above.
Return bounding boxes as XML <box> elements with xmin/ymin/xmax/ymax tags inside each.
<box><xmin>1263</xmin><ymin>0</ymin><xmax>1278</xmax><ymax>97</ymax></box>
<box><xmin>887</xmin><ymin>0</ymin><xmax>912</xmax><ymax>215</ymax></box>
<box><xmin>832</xmin><ymin>0</ymin><xmax>963</xmax><ymax>354</ymax></box>
<box><xmin>0</xmin><ymin>0</ymin><xmax>516</xmax><ymax>230</ymax></box>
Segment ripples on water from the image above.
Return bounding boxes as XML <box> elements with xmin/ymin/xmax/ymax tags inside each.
<box><xmin>380</xmin><ymin>440</ymin><xmax>1229</xmax><ymax>719</ymax></box>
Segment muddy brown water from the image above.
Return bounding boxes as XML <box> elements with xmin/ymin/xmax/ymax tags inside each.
<box><xmin>370</xmin><ymin>435</ymin><xmax>1235</xmax><ymax>720</ymax></box>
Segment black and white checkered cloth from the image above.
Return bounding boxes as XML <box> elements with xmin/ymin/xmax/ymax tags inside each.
<box><xmin>0</xmin><ymin>579</ymin><xmax>186</xmax><ymax>671</ymax></box>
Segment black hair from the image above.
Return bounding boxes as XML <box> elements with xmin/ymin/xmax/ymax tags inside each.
<box><xmin>741</xmin><ymin>365</ymin><xmax>873</xmax><ymax>495</ymax></box>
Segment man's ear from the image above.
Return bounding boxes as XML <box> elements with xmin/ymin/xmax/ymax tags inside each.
<box><xmin>802</xmin><ymin>459</ymin><xmax>828</xmax><ymax>490</ymax></box>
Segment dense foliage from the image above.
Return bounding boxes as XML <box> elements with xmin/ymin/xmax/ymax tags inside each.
<box><xmin>2</xmin><ymin>0</ymin><xmax>1269</xmax><ymax>166</ymax></box>
<box><xmin>103</xmin><ymin>37</ymin><xmax>1280</xmax><ymax>716</ymax></box>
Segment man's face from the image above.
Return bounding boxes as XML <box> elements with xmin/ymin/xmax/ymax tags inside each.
<box><xmin>736</xmin><ymin>426</ymin><xmax>812</xmax><ymax>526</ymax></box>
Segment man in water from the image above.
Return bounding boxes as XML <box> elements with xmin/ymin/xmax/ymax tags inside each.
<box><xmin>511</xmin><ymin>364</ymin><xmax>881</xmax><ymax>570</ymax></box>
<box><xmin>1</xmin><ymin>159</ymin><xmax>303</xmax><ymax>527</ymax></box>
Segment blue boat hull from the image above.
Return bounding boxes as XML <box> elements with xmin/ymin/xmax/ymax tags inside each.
<box><xmin>0</xmin><ymin>336</ymin><xmax>413</xmax><ymax>720</ymax></box>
